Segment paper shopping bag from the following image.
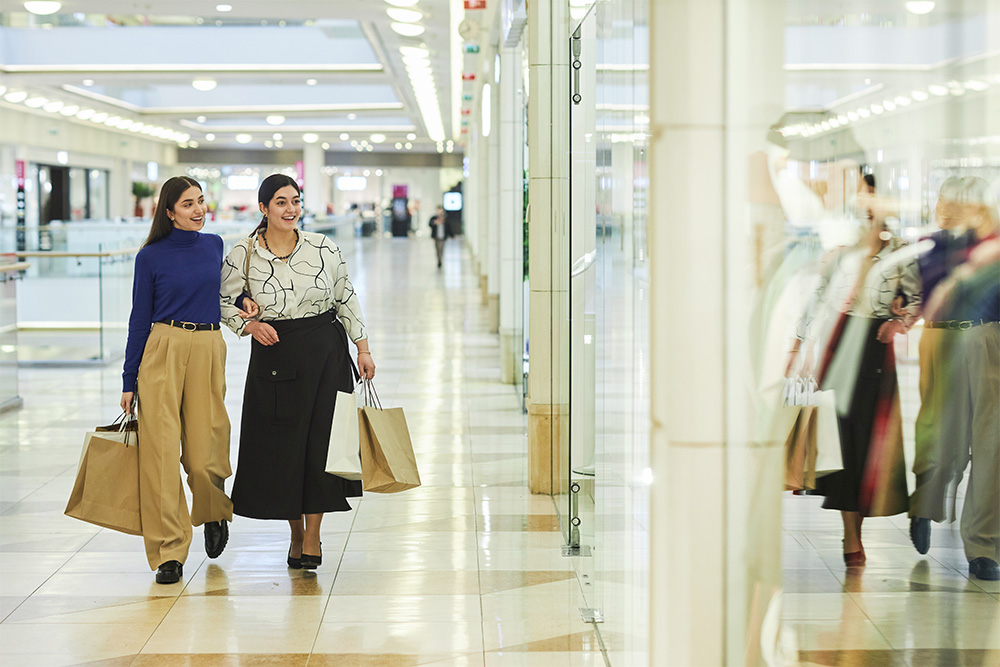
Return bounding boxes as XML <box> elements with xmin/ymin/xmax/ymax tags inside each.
<box><xmin>784</xmin><ymin>406</ymin><xmax>818</xmax><ymax>491</ymax></box>
<box><xmin>326</xmin><ymin>386</ymin><xmax>363</xmax><ymax>481</ymax></box>
<box><xmin>359</xmin><ymin>405</ymin><xmax>421</xmax><ymax>494</ymax></box>
<box><xmin>811</xmin><ymin>389</ymin><xmax>843</xmax><ymax>477</ymax></box>
<box><xmin>64</xmin><ymin>417</ymin><xmax>142</xmax><ymax>535</ymax></box>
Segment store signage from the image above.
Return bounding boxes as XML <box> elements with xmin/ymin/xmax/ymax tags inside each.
<box><xmin>392</xmin><ymin>185</ymin><xmax>408</xmax><ymax>198</ymax></box>
<box><xmin>462</xmin><ymin>109</ymin><xmax>472</xmax><ymax>115</ymax></box>
<box><xmin>464</xmin><ymin>0</ymin><xmax>486</xmax><ymax>9</ymax></box>
<box><xmin>463</xmin><ymin>94</ymin><xmax>473</xmax><ymax>101</ymax></box>
<box><xmin>462</xmin><ymin>73</ymin><xmax>476</xmax><ymax>81</ymax></box>
<box><xmin>15</xmin><ymin>160</ymin><xmax>25</xmax><ymax>252</ymax></box>
<box><xmin>337</xmin><ymin>176</ymin><xmax>367</xmax><ymax>191</ymax></box>
<box><xmin>295</xmin><ymin>160</ymin><xmax>305</xmax><ymax>189</ymax></box>
<box><xmin>463</xmin><ymin>44</ymin><xmax>480</xmax><ymax>54</ymax></box>
<box><xmin>226</xmin><ymin>174</ymin><xmax>259</xmax><ymax>191</ymax></box>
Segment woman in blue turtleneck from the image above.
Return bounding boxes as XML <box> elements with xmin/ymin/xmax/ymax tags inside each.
<box><xmin>119</xmin><ymin>176</ymin><xmax>256</xmax><ymax>584</ymax></box>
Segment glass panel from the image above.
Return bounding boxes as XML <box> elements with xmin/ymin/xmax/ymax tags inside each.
<box><xmin>89</xmin><ymin>169</ymin><xmax>109</xmax><ymax>219</ymax></box>
<box><xmin>69</xmin><ymin>167</ymin><xmax>87</xmax><ymax>220</ymax></box>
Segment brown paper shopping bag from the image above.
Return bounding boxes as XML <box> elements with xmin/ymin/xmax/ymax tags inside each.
<box><xmin>64</xmin><ymin>416</ymin><xmax>142</xmax><ymax>535</ymax></box>
<box><xmin>358</xmin><ymin>382</ymin><xmax>421</xmax><ymax>494</ymax></box>
<box><xmin>784</xmin><ymin>405</ymin><xmax>818</xmax><ymax>491</ymax></box>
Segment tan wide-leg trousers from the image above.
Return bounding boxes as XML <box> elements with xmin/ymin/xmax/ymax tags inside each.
<box><xmin>137</xmin><ymin>324</ymin><xmax>234</xmax><ymax>570</ymax></box>
<box><xmin>948</xmin><ymin>324</ymin><xmax>1000</xmax><ymax>561</ymax></box>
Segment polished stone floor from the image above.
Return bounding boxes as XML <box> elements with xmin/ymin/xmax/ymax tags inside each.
<box><xmin>0</xmin><ymin>238</ymin><xmax>602</xmax><ymax>666</ymax></box>
<box><xmin>1</xmin><ymin>237</ymin><xmax>998</xmax><ymax>666</ymax></box>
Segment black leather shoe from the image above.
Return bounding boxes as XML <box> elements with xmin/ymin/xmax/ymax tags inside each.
<box><xmin>910</xmin><ymin>517</ymin><xmax>931</xmax><ymax>555</ymax></box>
<box><xmin>300</xmin><ymin>543</ymin><xmax>322</xmax><ymax>570</ymax></box>
<box><xmin>205</xmin><ymin>520</ymin><xmax>229</xmax><ymax>559</ymax></box>
<box><xmin>287</xmin><ymin>547</ymin><xmax>302</xmax><ymax>570</ymax></box>
<box><xmin>155</xmin><ymin>560</ymin><xmax>183</xmax><ymax>584</ymax></box>
<box><xmin>969</xmin><ymin>557</ymin><xmax>1000</xmax><ymax>581</ymax></box>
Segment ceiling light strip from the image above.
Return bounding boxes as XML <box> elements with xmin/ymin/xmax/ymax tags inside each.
<box><xmin>5</xmin><ymin>64</ymin><xmax>384</xmax><ymax>73</ymax></box>
<box><xmin>140</xmin><ymin>103</ymin><xmax>406</xmax><ymax>114</ymax></box>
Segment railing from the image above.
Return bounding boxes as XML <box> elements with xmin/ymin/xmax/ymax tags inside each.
<box><xmin>0</xmin><ymin>262</ymin><xmax>29</xmax><ymax>410</ymax></box>
<box><xmin>4</xmin><ymin>217</ymin><xmax>358</xmax><ymax>366</ymax></box>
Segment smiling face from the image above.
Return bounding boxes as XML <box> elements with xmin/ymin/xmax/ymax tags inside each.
<box><xmin>169</xmin><ymin>186</ymin><xmax>206</xmax><ymax>231</ymax></box>
<box><xmin>260</xmin><ymin>185</ymin><xmax>301</xmax><ymax>232</ymax></box>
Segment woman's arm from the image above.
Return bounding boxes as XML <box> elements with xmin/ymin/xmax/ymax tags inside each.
<box><xmin>220</xmin><ymin>239</ymin><xmax>254</xmax><ymax>335</ymax></box>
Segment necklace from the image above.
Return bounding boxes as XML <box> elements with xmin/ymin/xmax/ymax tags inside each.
<box><xmin>261</xmin><ymin>228</ymin><xmax>299</xmax><ymax>261</ymax></box>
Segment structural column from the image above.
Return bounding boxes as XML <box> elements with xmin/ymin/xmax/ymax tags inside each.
<box><xmin>527</xmin><ymin>0</ymin><xmax>570</xmax><ymax>494</ymax></box>
<box><xmin>648</xmin><ymin>0</ymin><xmax>785</xmax><ymax>664</ymax></box>
<box><xmin>487</xmin><ymin>69</ymin><xmax>501</xmax><ymax>333</ymax></box>
<box><xmin>499</xmin><ymin>44</ymin><xmax>525</xmax><ymax>384</ymax></box>
<box><xmin>302</xmin><ymin>142</ymin><xmax>324</xmax><ymax>219</ymax></box>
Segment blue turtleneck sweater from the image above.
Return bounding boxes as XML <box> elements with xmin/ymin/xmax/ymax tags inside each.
<box><xmin>122</xmin><ymin>227</ymin><xmax>224</xmax><ymax>392</ymax></box>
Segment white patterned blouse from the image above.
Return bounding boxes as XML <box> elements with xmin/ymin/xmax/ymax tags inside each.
<box><xmin>220</xmin><ymin>230</ymin><xmax>367</xmax><ymax>341</ymax></box>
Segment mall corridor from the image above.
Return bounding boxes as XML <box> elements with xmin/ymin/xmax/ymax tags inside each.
<box><xmin>0</xmin><ymin>237</ymin><xmax>603</xmax><ymax>666</ymax></box>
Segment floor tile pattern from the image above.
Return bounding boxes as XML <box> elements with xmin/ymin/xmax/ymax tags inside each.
<box><xmin>0</xmin><ymin>238</ymin><xmax>602</xmax><ymax>666</ymax></box>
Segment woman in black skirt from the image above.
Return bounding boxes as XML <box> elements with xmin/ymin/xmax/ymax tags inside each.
<box><xmin>794</xmin><ymin>184</ymin><xmax>920</xmax><ymax>567</ymax></box>
<box><xmin>221</xmin><ymin>174</ymin><xmax>375</xmax><ymax>569</ymax></box>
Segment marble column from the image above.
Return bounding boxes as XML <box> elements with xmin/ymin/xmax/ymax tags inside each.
<box><xmin>487</xmin><ymin>73</ymin><xmax>501</xmax><ymax>334</ymax></box>
<box><xmin>499</xmin><ymin>44</ymin><xmax>525</xmax><ymax>384</ymax></box>
<box><xmin>648</xmin><ymin>0</ymin><xmax>785</xmax><ymax>664</ymax></box>
<box><xmin>302</xmin><ymin>143</ymin><xmax>324</xmax><ymax>220</ymax></box>
<box><xmin>527</xmin><ymin>0</ymin><xmax>570</xmax><ymax>495</ymax></box>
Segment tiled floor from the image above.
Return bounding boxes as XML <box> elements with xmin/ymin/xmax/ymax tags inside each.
<box><xmin>2</xmin><ymin>237</ymin><xmax>999</xmax><ymax>667</ymax></box>
<box><xmin>0</xmin><ymin>238</ymin><xmax>602</xmax><ymax>666</ymax></box>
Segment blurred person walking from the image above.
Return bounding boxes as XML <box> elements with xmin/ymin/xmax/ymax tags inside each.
<box><xmin>220</xmin><ymin>174</ymin><xmax>375</xmax><ymax>570</ymax></box>
<box><xmin>120</xmin><ymin>176</ymin><xmax>245</xmax><ymax>584</ymax></box>
<box><xmin>793</xmin><ymin>175</ymin><xmax>920</xmax><ymax>567</ymax></box>
<box><xmin>911</xmin><ymin>177</ymin><xmax>1000</xmax><ymax>581</ymax></box>
<box><xmin>430</xmin><ymin>205</ymin><xmax>448</xmax><ymax>268</ymax></box>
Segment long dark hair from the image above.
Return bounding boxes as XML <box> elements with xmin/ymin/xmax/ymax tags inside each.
<box><xmin>143</xmin><ymin>176</ymin><xmax>202</xmax><ymax>247</ymax></box>
<box><xmin>252</xmin><ymin>174</ymin><xmax>301</xmax><ymax>235</ymax></box>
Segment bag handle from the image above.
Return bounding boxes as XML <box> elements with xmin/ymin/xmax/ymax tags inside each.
<box><xmin>360</xmin><ymin>378</ymin><xmax>383</xmax><ymax>409</ymax></box>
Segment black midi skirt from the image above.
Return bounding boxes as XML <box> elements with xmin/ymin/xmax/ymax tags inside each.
<box><xmin>815</xmin><ymin>316</ymin><xmax>908</xmax><ymax>516</ymax></box>
<box><xmin>232</xmin><ymin>311</ymin><xmax>362</xmax><ymax>520</ymax></box>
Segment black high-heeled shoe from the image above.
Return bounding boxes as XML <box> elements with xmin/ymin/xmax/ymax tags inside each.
<box><xmin>300</xmin><ymin>542</ymin><xmax>322</xmax><ymax>570</ymax></box>
<box><xmin>287</xmin><ymin>547</ymin><xmax>302</xmax><ymax>569</ymax></box>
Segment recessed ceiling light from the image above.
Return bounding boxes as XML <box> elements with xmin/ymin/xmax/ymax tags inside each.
<box><xmin>404</xmin><ymin>142</ymin><xmax>413</xmax><ymax>149</ymax></box>
<box><xmin>272</xmin><ymin>133</ymin><xmax>283</xmax><ymax>140</ymax></box>
<box><xmin>911</xmin><ymin>90</ymin><xmax>929</xmax><ymax>101</ymax></box>
<box><xmin>905</xmin><ymin>1</ymin><xmax>935</xmax><ymax>14</ymax></box>
<box><xmin>192</xmin><ymin>79</ymin><xmax>217</xmax><ymax>91</ymax></box>
<box><xmin>42</xmin><ymin>100</ymin><xmax>63</xmax><ymax>113</ymax></box>
<box><xmin>216</xmin><ymin>4</ymin><xmax>232</xmax><ymax>11</ymax></box>
<box><xmin>82</xmin><ymin>79</ymin><xmax>95</xmax><ymax>87</ymax></box>
<box><xmin>391</xmin><ymin>22</ymin><xmax>425</xmax><ymax>37</ymax></box>
<box><xmin>59</xmin><ymin>104</ymin><xmax>79</xmax><ymax>116</ymax></box>
<box><xmin>236</xmin><ymin>134</ymin><xmax>252</xmax><ymax>143</ymax></box>
<box><xmin>347</xmin><ymin>113</ymin><xmax>357</xmax><ymax>120</ymax></box>
<box><xmin>24</xmin><ymin>96</ymin><xmax>48</xmax><ymax>108</ymax></box>
<box><xmin>91</xmin><ymin>112</ymin><xmax>109</xmax><ymax>123</ymax></box>
<box><xmin>205</xmin><ymin>133</ymin><xmax>216</xmax><ymax>141</ymax></box>
<box><xmin>369</xmin><ymin>133</ymin><xmax>386</xmax><ymax>143</ymax></box>
<box><xmin>387</xmin><ymin>7</ymin><xmax>422</xmax><ymax>22</ymax></box>
<box><xmin>928</xmin><ymin>84</ymin><xmax>949</xmax><ymax>96</ymax></box>
<box><xmin>197</xmin><ymin>115</ymin><xmax>207</xmax><ymax>123</ymax></box>
<box><xmin>399</xmin><ymin>46</ymin><xmax>430</xmax><ymax>57</ymax></box>
<box><xmin>75</xmin><ymin>108</ymin><xmax>95</xmax><ymax>120</ymax></box>
<box><xmin>340</xmin><ymin>133</ymin><xmax>350</xmax><ymax>141</ymax></box>
<box><xmin>266</xmin><ymin>115</ymin><xmax>285</xmax><ymax>125</ymax></box>
<box><xmin>306</xmin><ymin>79</ymin><xmax>318</xmax><ymax>86</ymax></box>
<box><xmin>23</xmin><ymin>2</ymin><xmax>61</xmax><ymax>15</ymax></box>
<box><xmin>4</xmin><ymin>90</ymin><xmax>27</xmax><ymax>103</ymax></box>
<box><xmin>385</xmin><ymin>0</ymin><xmax>420</xmax><ymax>7</ymax></box>
<box><xmin>406</xmin><ymin>132</ymin><xmax>417</xmax><ymax>141</ymax></box>
<box><xmin>265</xmin><ymin>140</ymin><xmax>274</xmax><ymax>148</ymax></box>
<box><xmin>302</xmin><ymin>133</ymin><xmax>319</xmax><ymax>144</ymax></box>
<box><xmin>321</xmin><ymin>142</ymin><xmax>330</xmax><ymax>149</ymax></box>
<box><xmin>274</xmin><ymin>140</ymin><xmax>284</xmax><ymax>148</ymax></box>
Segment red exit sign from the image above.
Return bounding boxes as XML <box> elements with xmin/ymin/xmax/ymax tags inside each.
<box><xmin>464</xmin><ymin>0</ymin><xmax>486</xmax><ymax>9</ymax></box>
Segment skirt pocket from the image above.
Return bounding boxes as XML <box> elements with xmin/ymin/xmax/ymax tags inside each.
<box><xmin>255</xmin><ymin>366</ymin><xmax>298</xmax><ymax>424</ymax></box>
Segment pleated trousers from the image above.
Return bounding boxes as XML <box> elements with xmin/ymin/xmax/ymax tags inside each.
<box><xmin>137</xmin><ymin>323</ymin><xmax>234</xmax><ymax>570</ymax></box>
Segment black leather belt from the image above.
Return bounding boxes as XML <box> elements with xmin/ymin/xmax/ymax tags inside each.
<box><xmin>925</xmin><ymin>319</ymin><xmax>997</xmax><ymax>330</ymax></box>
<box><xmin>159</xmin><ymin>320</ymin><xmax>220</xmax><ymax>331</ymax></box>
